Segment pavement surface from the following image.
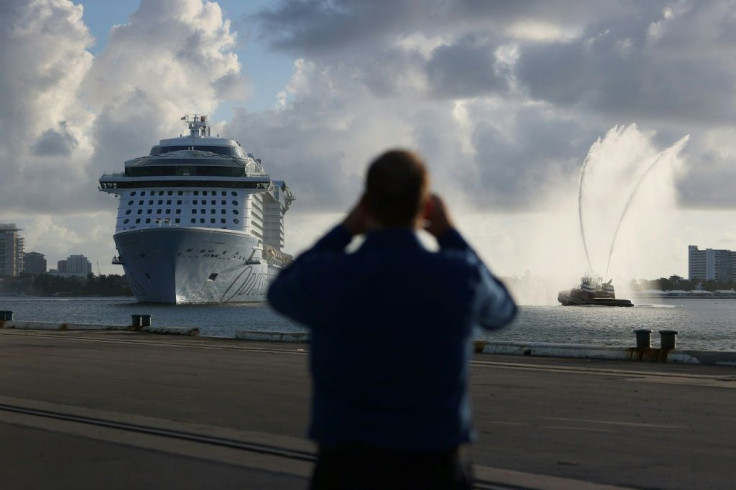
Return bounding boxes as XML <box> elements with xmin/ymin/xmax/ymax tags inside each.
<box><xmin>0</xmin><ymin>329</ymin><xmax>735</xmax><ymax>489</ymax></box>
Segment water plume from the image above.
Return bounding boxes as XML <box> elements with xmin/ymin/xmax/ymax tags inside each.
<box><xmin>468</xmin><ymin>124</ymin><xmax>688</xmax><ymax>306</ymax></box>
<box><xmin>577</xmin><ymin>149</ymin><xmax>595</xmax><ymax>275</ymax></box>
<box><xmin>577</xmin><ymin>125</ymin><xmax>689</xmax><ymax>283</ymax></box>
<box><xmin>601</xmin><ymin>137</ymin><xmax>689</xmax><ymax>279</ymax></box>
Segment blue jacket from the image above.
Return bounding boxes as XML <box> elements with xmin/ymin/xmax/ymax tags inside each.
<box><xmin>267</xmin><ymin>225</ymin><xmax>517</xmax><ymax>451</ymax></box>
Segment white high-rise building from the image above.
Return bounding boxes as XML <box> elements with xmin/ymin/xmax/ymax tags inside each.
<box><xmin>57</xmin><ymin>254</ymin><xmax>92</xmax><ymax>278</ymax></box>
<box><xmin>688</xmin><ymin>245</ymin><xmax>736</xmax><ymax>282</ymax></box>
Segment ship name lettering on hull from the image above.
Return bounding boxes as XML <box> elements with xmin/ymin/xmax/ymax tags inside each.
<box><xmin>220</xmin><ymin>266</ymin><xmax>269</xmax><ymax>302</ymax></box>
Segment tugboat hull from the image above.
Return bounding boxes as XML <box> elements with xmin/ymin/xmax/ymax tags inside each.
<box><xmin>558</xmin><ymin>290</ymin><xmax>633</xmax><ymax>307</ymax></box>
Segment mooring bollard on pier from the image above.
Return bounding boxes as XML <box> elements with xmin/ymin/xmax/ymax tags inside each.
<box><xmin>130</xmin><ymin>314</ymin><xmax>153</xmax><ymax>328</ymax></box>
<box><xmin>634</xmin><ymin>329</ymin><xmax>652</xmax><ymax>349</ymax></box>
<box><xmin>660</xmin><ymin>330</ymin><xmax>678</xmax><ymax>350</ymax></box>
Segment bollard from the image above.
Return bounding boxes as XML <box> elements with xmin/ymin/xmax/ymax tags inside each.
<box><xmin>131</xmin><ymin>314</ymin><xmax>142</xmax><ymax>328</ymax></box>
<box><xmin>140</xmin><ymin>314</ymin><xmax>152</xmax><ymax>327</ymax></box>
<box><xmin>634</xmin><ymin>329</ymin><xmax>652</xmax><ymax>349</ymax></box>
<box><xmin>660</xmin><ymin>330</ymin><xmax>678</xmax><ymax>350</ymax></box>
<box><xmin>0</xmin><ymin>311</ymin><xmax>14</xmax><ymax>321</ymax></box>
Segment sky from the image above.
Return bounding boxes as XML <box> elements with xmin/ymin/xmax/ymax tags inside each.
<box><xmin>2</xmin><ymin>0</ymin><xmax>736</xmax><ymax>303</ymax></box>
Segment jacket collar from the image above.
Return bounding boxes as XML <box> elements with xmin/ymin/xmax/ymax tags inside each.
<box><xmin>361</xmin><ymin>228</ymin><xmax>424</xmax><ymax>250</ymax></box>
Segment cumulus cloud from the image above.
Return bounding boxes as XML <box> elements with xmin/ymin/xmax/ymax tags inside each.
<box><xmin>31</xmin><ymin>121</ymin><xmax>79</xmax><ymax>157</ymax></box>
<box><xmin>516</xmin><ymin>14</ymin><xmax>735</xmax><ymax>124</ymax></box>
<box><xmin>0</xmin><ymin>0</ymin><xmax>247</xmax><ymax>209</ymax></box>
<box><xmin>84</xmin><ymin>0</ymin><xmax>248</xmax><ymax>170</ymax></box>
<box><xmin>228</xmin><ymin>56</ymin><xmax>599</xmax><ymax>219</ymax></box>
<box><xmin>0</xmin><ymin>0</ymin><xmax>94</xmax><ymax>212</ymax></box>
<box><xmin>247</xmin><ymin>0</ymin><xmax>736</xmax><ymax>216</ymax></box>
<box><xmin>0</xmin><ymin>0</ymin><xmax>249</xmax><ymax>271</ymax></box>
<box><xmin>254</xmin><ymin>0</ymin><xmax>627</xmax><ymax>55</ymax></box>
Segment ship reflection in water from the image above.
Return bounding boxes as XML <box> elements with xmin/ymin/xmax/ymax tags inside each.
<box><xmin>558</xmin><ymin>276</ymin><xmax>633</xmax><ymax>307</ymax></box>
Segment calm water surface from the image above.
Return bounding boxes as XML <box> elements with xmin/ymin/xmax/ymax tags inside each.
<box><xmin>1</xmin><ymin>295</ymin><xmax>735</xmax><ymax>351</ymax></box>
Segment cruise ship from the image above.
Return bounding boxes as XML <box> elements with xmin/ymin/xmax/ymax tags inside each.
<box><xmin>99</xmin><ymin>115</ymin><xmax>294</xmax><ymax>303</ymax></box>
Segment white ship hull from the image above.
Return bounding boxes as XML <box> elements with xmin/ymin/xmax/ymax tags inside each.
<box><xmin>114</xmin><ymin>227</ymin><xmax>278</xmax><ymax>304</ymax></box>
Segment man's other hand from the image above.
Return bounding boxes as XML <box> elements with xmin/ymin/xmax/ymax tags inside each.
<box><xmin>424</xmin><ymin>194</ymin><xmax>455</xmax><ymax>238</ymax></box>
<box><xmin>343</xmin><ymin>196</ymin><xmax>370</xmax><ymax>236</ymax></box>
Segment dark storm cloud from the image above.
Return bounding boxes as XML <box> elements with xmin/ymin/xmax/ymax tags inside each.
<box><xmin>464</xmin><ymin>109</ymin><xmax>597</xmax><ymax>210</ymax></box>
<box><xmin>254</xmin><ymin>0</ymin><xmax>632</xmax><ymax>55</ymax></box>
<box><xmin>31</xmin><ymin>122</ymin><xmax>78</xmax><ymax>157</ymax></box>
<box><xmin>425</xmin><ymin>35</ymin><xmax>508</xmax><ymax>98</ymax></box>
<box><xmin>226</xmin><ymin>106</ymin><xmax>363</xmax><ymax>212</ymax></box>
<box><xmin>355</xmin><ymin>51</ymin><xmax>425</xmax><ymax>97</ymax></box>
<box><xmin>251</xmin><ymin>0</ymin><xmax>700</xmax><ymax>118</ymax></box>
<box><xmin>254</xmin><ymin>0</ymin><xmax>421</xmax><ymax>54</ymax></box>
<box><xmin>213</xmin><ymin>72</ymin><xmax>250</xmax><ymax>99</ymax></box>
<box><xmin>250</xmin><ymin>0</ymin><xmax>736</xmax><ymax>211</ymax></box>
<box><xmin>676</xmin><ymin>143</ymin><xmax>736</xmax><ymax>210</ymax></box>
<box><xmin>516</xmin><ymin>27</ymin><xmax>736</xmax><ymax>124</ymax></box>
<box><xmin>253</xmin><ymin>0</ymin><xmax>736</xmax><ymax>125</ymax></box>
<box><xmin>677</xmin><ymin>166</ymin><xmax>736</xmax><ymax>209</ymax></box>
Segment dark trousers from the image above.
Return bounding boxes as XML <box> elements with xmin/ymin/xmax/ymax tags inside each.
<box><xmin>309</xmin><ymin>443</ymin><xmax>473</xmax><ymax>490</ymax></box>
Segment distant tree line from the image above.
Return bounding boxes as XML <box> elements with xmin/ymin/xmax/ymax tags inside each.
<box><xmin>0</xmin><ymin>273</ymin><xmax>131</xmax><ymax>297</ymax></box>
<box><xmin>629</xmin><ymin>275</ymin><xmax>736</xmax><ymax>292</ymax></box>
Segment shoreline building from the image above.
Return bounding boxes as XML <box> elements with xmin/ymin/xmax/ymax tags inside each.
<box><xmin>23</xmin><ymin>252</ymin><xmax>47</xmax><ymax>275</ymax></box>
<box><xmin>688</xmin><ymin>245</ymin><xmax>736</xmax><ymax>282</ymax></box>
<box><xmin>56</xmin><ymin>254</ymin><xmax>92</xmax><ymax>278</ymax></box>
<box><xmin>0</xmin><ymin>224</ymin><xmax>24</xmax><ymax>277</ymax></box>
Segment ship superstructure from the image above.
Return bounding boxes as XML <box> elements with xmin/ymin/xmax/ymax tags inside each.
<box><xmin>99</xmin><ymin>115</ymin><xmax>294</xmax><ymax>303</ymax></box>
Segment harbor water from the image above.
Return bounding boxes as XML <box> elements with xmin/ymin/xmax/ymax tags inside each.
<box><xmin>1</xmin><ymin>295</ymin><xmax>735</xmax><ymax>351</ymax></box>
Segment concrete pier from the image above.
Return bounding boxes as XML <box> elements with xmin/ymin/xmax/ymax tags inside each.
<box><xmin>0</xmin><ymin>318</ymin><xmax>199</xmax><ymax>336</ymax></box>
<box><xmin>1</xmin><ymin>329</ymin><xmax>735</xmax><ymax>489</ymax></box>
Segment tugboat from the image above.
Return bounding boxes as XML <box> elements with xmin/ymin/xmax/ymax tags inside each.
<box><xmin>558</xmin><ymin>276</ymin><xmax>633</xmax><ymax>307</ymax></box>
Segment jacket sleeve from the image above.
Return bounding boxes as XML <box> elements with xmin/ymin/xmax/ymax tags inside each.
<box><xmin>437</xmin><ymin>228</ymin><xmax>517</xmax><ymax>330</ymax></box>
<box><xmin>267</xmin><ymin>224</ymin><xmax>353</xmax><ymax>325</ymax></box>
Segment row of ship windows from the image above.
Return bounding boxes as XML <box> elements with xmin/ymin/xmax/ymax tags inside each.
<box><xmin>127</xmin><ymin>200</ymin><xmax>240</xmax><ymax>206</ymax></box>
<box><xmin>122</xmin><ymin>218</ymin><xmax>240</xmax><ymax>225</ymax></box>
<box><xmin>124</xmin><ymin>209</ymin><xmax>240</xmax><ymax>215</ymax></box>
<box><xmin>128</xmin><ymin>190</ymin><xmax>239</xmax><ymax>197</ymax></box>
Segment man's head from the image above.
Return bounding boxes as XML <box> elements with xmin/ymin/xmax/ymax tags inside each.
<box><xmin>364</xmin><ymin>149</ymin><xmax>430</xmax><ymax>228</ymax></box>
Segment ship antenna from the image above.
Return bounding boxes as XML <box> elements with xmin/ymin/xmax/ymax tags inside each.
<box><xmin>184</xmin><ymin>114</ymin><xmax>209</xmax><ymax>138</ymax></box>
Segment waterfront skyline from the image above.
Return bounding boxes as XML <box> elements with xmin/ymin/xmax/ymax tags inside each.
<box><xmin>1</xmin><ymin>0</ymin><xmax>736</xmax><ymax>288</ymax></box>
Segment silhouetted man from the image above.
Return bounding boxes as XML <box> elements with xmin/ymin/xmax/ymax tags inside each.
<box><xmin>268</xmin><ymin>149</ymin><xmax>517</xmax><ymax>489</ymax></box>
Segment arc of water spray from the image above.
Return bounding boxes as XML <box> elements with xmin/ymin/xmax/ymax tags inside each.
<box><xmin>601</xmin><ymin>151</ymin><xmax>666</xmax><ymax>279</ymax></box>
<box><xmin>577</xmin><ymin>151</ymin><xmax>595</xmax><ymax>275</ymax></box>
<box><xmin>602</xmin><ymin>137</ymin><xmax>689</xmax><ymax>279</ymax></box>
